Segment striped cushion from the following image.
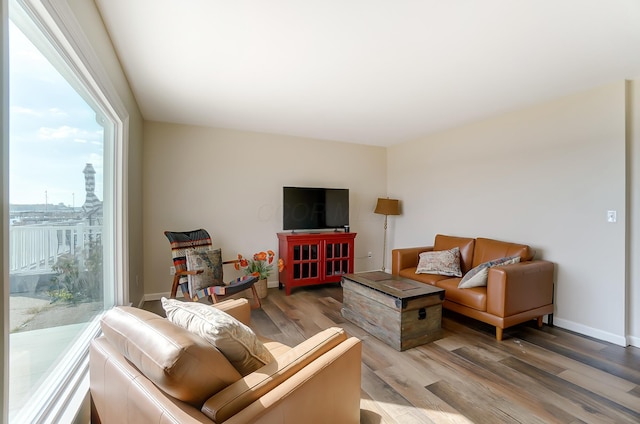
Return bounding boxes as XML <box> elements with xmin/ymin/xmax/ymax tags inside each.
<box><xmin>164</xmin><ymin>229</ymin><xmax>213</xmax><ymax>289</ymax></box>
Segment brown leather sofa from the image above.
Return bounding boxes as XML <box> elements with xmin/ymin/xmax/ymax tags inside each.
<box><xmin>90</xmin><ymin>298</ymin><xmax>362</xmax><ymax>423</ymax></box>
<box><xmin>392</xmin><ymin>234</ymin><xmax>554</xmax><ymax>341</ymax></box>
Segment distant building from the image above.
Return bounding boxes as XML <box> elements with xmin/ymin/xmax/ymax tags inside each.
<box><xmin>82</xmin><ymin>163</ymin><xmax>102</xmax><ymax>222</ymax></box>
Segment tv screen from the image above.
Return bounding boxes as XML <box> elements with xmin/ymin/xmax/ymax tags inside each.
<box><xmin>283</xmin><ymin>187</ymin><xmax>349</xmax><ymax>231</ymax></box>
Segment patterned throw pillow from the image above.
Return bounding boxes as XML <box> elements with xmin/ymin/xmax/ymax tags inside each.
<box><xmin>458</xmin><ymin>255</ymin><xmax>521</xmax><ymax>288</ymax></box>
<box><xmin>162</xmin><ymin>298</ymin><xmax>275</xmax><ymax>376</ymax></box>
<box><xmin>416</xmin><ymin>247</ymin><xmax>462</xmax><ymax>277</ymax></box>
<box><xmin>185</xmin><ymin>248</ymin><xmax>224</xmax><ymax>298</ymax></box>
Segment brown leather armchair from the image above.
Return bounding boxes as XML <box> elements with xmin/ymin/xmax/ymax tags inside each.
<box><xmin>392</xmin><ymin>234</ymin><xmax>554</xmax><ymax>341</ymax></box>
<box><xmin>90</xmin><ymin>299</ymin><xmax>362</xmax><ymax>423</ymax></box>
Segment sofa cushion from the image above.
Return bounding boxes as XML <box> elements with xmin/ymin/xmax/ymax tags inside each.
<box><xmin>416</xmin><ymin>247</ymin><xmax>462</xmax><ymax>277</ymax></box>
<box><xmin>399</xmin><ymin>267</ymin><xmax>448</xmax><ymax>285</ymax></box>
<box><xmin>458</xmin><ymin>255</ymin><xmax>521</xmax><ymax>289</ymax></box>
<box><xmin>472</xmin><ymin>237</ymin><xmax>533</xmax><ymax>268</ymax></box>
<box><xmin>162</xmin><ymin>298</ymin><xmax>275</xmax><ymax>376</ymax></box>
<box><xmin>99</xmin><ymin>306</ymin><xmax>242</xmax><ymax>406</ymax></box>
<box><xmin>435</xmin><ymin>278</ymin><xmax>487</xmax><ymax>311</ymax></box>
<box><xmin>434</xmin><ymin>234</ymin><xmax>476</xmax><ymax>274</ymax></box>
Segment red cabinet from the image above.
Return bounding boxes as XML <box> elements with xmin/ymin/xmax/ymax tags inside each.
<box><xmin>277</xmin><ymin>232</ymin><xmax>357</xmax><ymax>295</ymax></box>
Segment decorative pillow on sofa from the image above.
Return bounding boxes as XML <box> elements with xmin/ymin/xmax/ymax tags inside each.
<box><xmin>416</xmin><ymin>247</ymin><xmax>462</xmax><ymax>277</ymax></box>
<box><xmin>185</xmin><ymin>248</ymin><xmax>224</xmax><ymax>298</ymax></box>
<box><xmin>458</xmin><ymin>255</ymin><xmax>521</xmax><ymax>289</ymax></box>
<box><xmin>162</xmin><ymin>298</ymin><xmax>275</xmax><ymax>376</ymax></box>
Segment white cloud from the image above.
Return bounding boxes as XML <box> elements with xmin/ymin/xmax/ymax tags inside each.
<box><xmin>38</xmin><ymin>125</ymin><xmax>81</xmax><ymax>140</ymax></box>
<box><xmin>48</xmin><ymin>108</ymin><xmax>69</xmax><ymax>117</ymax></box>
<box><xmin>38</xmin><ymin>126</ymin><xmax>103</xmax><ymax>143</ymax></box>
<box><xmin>10</xmin><ymin>106</ymin><xmax>41</xmax><ymax>116</ymax></box>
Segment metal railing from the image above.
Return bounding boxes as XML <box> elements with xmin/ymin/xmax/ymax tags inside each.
<box><xmin>9</xmin><ymin>223</ymin><xmax>102</xmax><ymax>274</ymax></box>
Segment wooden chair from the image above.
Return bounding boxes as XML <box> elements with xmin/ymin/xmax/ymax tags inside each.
<box><xmin>164</xmin><ymin>229</ymin><xmax>261</xmax><ymax>308</ymax></box>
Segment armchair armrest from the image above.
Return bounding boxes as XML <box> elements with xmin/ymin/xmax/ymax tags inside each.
<box><xmin>201</xmin><ymin>327</ymin><xmax>354</xmax><ymax>423</ymax></box>
<box><xmin>486</xmin><ymin>260</ymin><xmax>554</xmax><ymax>317</ymax></box>
<box><xmin>211</xmin><ymin>298</ymin><xmax>251</xmax><ymax>326</ymax></box>
<box><xmin>391</xmin><ymin>246</ymin><xmax>433</xmax><ymax>275</ymax></box>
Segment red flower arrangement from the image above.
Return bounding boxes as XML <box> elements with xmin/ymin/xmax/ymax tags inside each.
<box><xmin>235</xmin><ymin>250</ymin><xmax>284</xmax><ymax>279</ymax></box>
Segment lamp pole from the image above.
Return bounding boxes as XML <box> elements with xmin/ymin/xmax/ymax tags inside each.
<box><xmin>382</xmin><ymin>214</ymin><xmax>389</xmax><ymax>272</ymax></box>
<box><xmin>374</xmin><ymin>197</ymin><xmax>400</xmax><ymax>273</ymax></box>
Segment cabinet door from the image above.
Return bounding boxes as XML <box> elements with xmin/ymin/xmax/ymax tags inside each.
<box><xmin>324</xmin><ymin>239</ymin><xmax>352</xmax><ymax>282</ymax></box>
<box><xmin>291</xmin><ymin>241</ymin><xmax>322</xmax><ymax>283</ymax></box>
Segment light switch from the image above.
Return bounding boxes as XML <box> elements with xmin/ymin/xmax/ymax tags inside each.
<box><xmin>607</xmin><ymin>210</ymin><xmax>617</xmax><ymax>223</ymax></box>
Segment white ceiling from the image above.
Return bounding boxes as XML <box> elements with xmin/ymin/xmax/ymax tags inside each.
<box><xmin>95</xmin><ymin>0</ymin><xmax>640</xmax><ymax>147</ymax></box>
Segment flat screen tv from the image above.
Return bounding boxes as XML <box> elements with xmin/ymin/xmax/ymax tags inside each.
<box><xmin>283</xmin><ymin>186</ymin><xmax>349</xmax><ymax>231</ymax></box>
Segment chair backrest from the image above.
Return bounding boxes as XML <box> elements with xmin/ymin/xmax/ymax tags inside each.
<box><xmin>164</xmin><ymin>229</ymin><xmax>212</xmax><ymax>288</ymax></box>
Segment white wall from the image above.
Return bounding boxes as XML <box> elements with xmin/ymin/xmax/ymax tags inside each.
<box><xmin>142</xmin><ymin>122</ymin><xmax>387</xmax><ymax>298</ymax></box>
<box><xmin>388</xmin><ymin>82</ymin><xmax>629</xmax><ymax>345</ymax></box>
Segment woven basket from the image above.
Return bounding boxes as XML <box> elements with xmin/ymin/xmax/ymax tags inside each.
<box><xmin>247</xmin><ymin>278</ymin><xmax>268</xmax><ymax>299</ymax></box>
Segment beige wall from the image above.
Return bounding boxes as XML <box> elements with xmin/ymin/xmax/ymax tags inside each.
<box><xmin>142</xmin><ymin>123</ymin><xmax>387</xmax><ymax>298</ymax></box>
<box><xmin>67</xmin><ymin>0</ymin><xmax>145</xmax><ymax>306</ymax></box>
<box><xmin>388</xmin><ymin>81</ymin><xmax>629</xmax><ymax>345</ymax></box>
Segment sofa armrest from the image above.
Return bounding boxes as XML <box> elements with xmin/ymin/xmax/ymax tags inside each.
<box><xmin>486</xmin><ymin>260</ymin><xmax>555</xmax><ymax>317</ymax></box>
<box><xmin>391</xmin><ymin>246</ymin><xmax>433</xmax><ymax>275</ymax></box>
<box><xmin>212</xmin><ymin>298</ymin><xmax>251</xmax><ymax>325</ymax></box>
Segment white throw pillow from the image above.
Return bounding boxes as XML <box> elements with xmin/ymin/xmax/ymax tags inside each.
<box><xmin>458</xmin><ymin>255</ymin><xmax>521</xmax><ymax>289</ymax></box>
<box><xmin>416</xmin><ymin>247</ymin><xmax>462</xmax><ymax>277</ymax></box>
<box><xmin>161</xmin><ymin>298</ymin><xmax>274</xmax><ymax>376</ymax></box>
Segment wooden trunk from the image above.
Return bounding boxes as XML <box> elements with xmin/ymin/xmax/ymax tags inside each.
<box><xmin>341</xmin><ymin>277</ymin><xmax>443</xmax><ymax>351</ymax></box>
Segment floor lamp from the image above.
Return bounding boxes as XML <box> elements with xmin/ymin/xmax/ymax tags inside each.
<box><xmin>374</xmin><ymin>198</ymin><xmax>400</xmax><ymax>272</ymax></box>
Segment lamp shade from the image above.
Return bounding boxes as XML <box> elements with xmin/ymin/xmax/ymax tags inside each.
<box><xmin>374</xmin><ymin>198</ymin><xmax>400</xmax><ymax>216</ymax></box>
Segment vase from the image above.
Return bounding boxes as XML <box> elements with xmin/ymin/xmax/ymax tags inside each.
<box><xmin>255</xmin><ymin>278</ymin><xmax>268</xmax><ymax>299</ymax></box>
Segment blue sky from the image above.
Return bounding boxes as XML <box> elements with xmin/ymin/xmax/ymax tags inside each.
<box><xmin>9</xmin><ymin>20</ymin><xmax>104</xmax><ymax>207</ymax></box>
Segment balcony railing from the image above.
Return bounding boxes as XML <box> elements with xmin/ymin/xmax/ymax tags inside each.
<box><xmin>9</xmin><ymin>223</ymin><xmax>102</xmax><ymax>275</ymax></box>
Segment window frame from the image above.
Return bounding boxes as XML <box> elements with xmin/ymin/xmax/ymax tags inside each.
<box><xmin>3</xmin><ymin>0</ymin><xmax>129</xmax><ymax>421</ymax></box>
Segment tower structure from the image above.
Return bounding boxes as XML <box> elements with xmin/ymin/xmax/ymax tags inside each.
<box><xmin>82</xmin><ymin>163</ymin><xmax>102</xmax><ymax>217</ymax></box>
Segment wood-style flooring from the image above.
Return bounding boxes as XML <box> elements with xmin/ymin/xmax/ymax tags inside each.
<box><xmin>143</xmin><ymin>284</ymin><xmax>640</xmax><ymax>424</ymax></box>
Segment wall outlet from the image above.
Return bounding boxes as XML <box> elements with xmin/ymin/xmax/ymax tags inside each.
<box><xmin>169</xmin><ymin>266</ymin><xmax>176</xmax><ymax>275</ymax></box>
<box><xmin>368</xmin><ymin>252</ymin><xmax>372</xmax><ymax>258</ymax></box>
<box><xmin>607</xmin><ymin>210</ymin><xmax>617</xmax><ymax>223</ymax></box>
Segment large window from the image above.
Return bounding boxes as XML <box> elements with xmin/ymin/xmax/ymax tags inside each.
<box><xmin>5</xmin><ymin>0</ymin><xmax>126</xmax><ymax>421</ymax></box>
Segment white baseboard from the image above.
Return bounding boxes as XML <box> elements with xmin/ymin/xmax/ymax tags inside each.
<box><xmin>143</xmin><ymin>292</ymin><xmax>171</xmax><ymax>302</ymax></box>
<box><xmin>553</xmin><ymin>317</ymin><xmax>627</xmax><ymax>347</ymax></box>
<box><xmin>627</xmin><ymin>335</ymin><xmax>640</xmax><ymax>348</ymax></box>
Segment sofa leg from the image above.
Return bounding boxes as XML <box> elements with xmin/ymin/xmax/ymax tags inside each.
<box><xmin>537</xmin><ymin>316</ymin><xmax>543</xmax><ymax>328</ymax></box>
<box><xmin>547</xmin><ymin>313</ymin><xmax>554</xmax><ymax>327</ymax></box>
<box><xmin>496</xmin><ymin>327</ymin><xmax>503</xmax><ymax>341</ymax></box>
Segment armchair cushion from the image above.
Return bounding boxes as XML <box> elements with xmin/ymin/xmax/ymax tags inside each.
<box><xmin>416</xmin><ymin>247</ymin><xmax>462</xmax><ymax>277</ymax></box>
<box><xmin>185</xmin><ymin>248</ymin><xmax>224</xmax><ymax>298</ymax></box>
<box><xmin>162</xmin><ymin>298</ymin><xmax>275</xmax><ymax>376</ymax></box>
<box><xmin>458</xmin><ymin>255</ymin><xmax>520</xmax><ymax>288</ymax></box>
<box><xmin>201</xmin><ymin>327</ymin><xmax>348</xmax><ymax>423</ymax></box>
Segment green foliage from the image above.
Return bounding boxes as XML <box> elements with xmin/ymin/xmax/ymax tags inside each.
<box><xmin>49</xmin><ymin>239</ymin><xmax>103</xmax><ymax>304</ymax></box>
<box><xmin>242</xmin><ymin>258</ymin><xmax>273</xmax><ymax>280</ymax></box>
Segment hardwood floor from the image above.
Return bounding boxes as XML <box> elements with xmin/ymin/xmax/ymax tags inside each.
<box><xmin>143</xmin><ymin>285</ymin><xmax>640</xmax><ymax>424</ymax></box>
